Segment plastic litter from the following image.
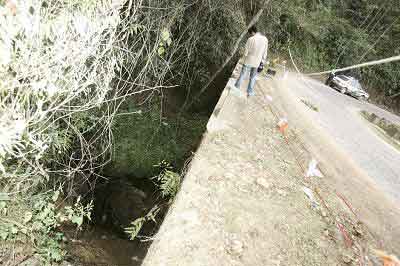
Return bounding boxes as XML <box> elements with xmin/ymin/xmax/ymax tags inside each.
<box><xmin>374</xmin><ymin>250</ymin><xmax>400</xmax><ymax>266</ymax></box>
<box><xmin>306</xmin><ymin>159</ymin><xmax>323</xmax><ymax>178</ymax></box>
<box><xmin>277</xmin><ymin>118</ymin><xmax>288</xmax><ymax>134</ymax></box>
<box><xmin>302</xmin><ymin>187</ymin><xmax>319</xmax><ymax>208</ymax></box>
<box><xmin>265</xmin><ymin>95</ymin><xmax>273</xmax><ymax>102</ymax></box>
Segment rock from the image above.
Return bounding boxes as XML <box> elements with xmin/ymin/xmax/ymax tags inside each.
<box><xmin>95</xmin><ymin>180</ymin><xmax>148</xmax><ymax>230</ymax></box>
<box><xmin>368</xmin><ymin>112</ymin><xmax>377</xmax><ymax>123</ymax></box>
<box><xmin>386</xmin><ymin>124</ymin><xmax>399</xmax><ymax>137</ymax></box>
<box><xmin>225</xmin><ymin>235</ymin><xmax>244</xmax><ymax>256</ymax></box>
<box><xmin>276</xmin><ymin>189</ymin><xmax>287</xmax><ymax>197</ymax></box>
<box><xmin>256</xmin><ymin>178</ymin><xmax>270</xmax><ymax>189</ymax></box>
<box><xmin>226</xmin><ymin>239</ymin><xmax>244</xmax><ymax>256</ymax></box>
<box><xmin>353</xmin><ymin>225</ymin><xmax>363</xmax><ymax>237</ymax></box>
<box><xmin>342</xmin><ymin>253</ymin><xmax>353</xmax><ymax>264</ymax></box>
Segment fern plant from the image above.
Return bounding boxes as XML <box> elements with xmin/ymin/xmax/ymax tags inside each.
<box><xmin>153</xmin><ymin>161</ymin><xmax>181</xmax><ymax>199</ymax></box>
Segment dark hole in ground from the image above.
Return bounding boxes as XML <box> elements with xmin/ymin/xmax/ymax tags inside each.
<box><xmin>63</xmin><ymin>76</ymin><xmax>232</xmax><ymax>265</ymax></box>
<box><xmin>65</xmin><ymin>176</ymin><xmax>168</xmax><ymax>266</ymax></box>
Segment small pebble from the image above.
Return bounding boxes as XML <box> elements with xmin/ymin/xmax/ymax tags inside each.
<box><xmin>226</xmin><ymin>235</ymin><xmax>244</xmax><ymax>256</ymax></box>
<box><xmin>276</xmin><ymin>189</ymin><xmax>287</xmax><ymax>196</ymax></box>
<box><xmin>342</xmin><ymin>254</ymin><xmax>353</xmax><ymax>264</ymax></box>
<box><xmin>256</xmin><ymin>178</ymin><xmax>270</xmax><ymax>189</ymax></box>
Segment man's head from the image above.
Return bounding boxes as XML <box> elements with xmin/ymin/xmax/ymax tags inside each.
<box><xmin>248</xmin><ymin>25</ymin><xmax>258</xmax><ymax>36</ymax></box>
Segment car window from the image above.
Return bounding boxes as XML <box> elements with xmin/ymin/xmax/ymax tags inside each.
<box><xmin>350</xmin><ymin>79</ymin><xmax>362</xmax><ymax>89</ymax></box>
<box><xmin>338</xmin><ymin>75</ymin><xmax>349</xmax><ymax>81</ymax></box>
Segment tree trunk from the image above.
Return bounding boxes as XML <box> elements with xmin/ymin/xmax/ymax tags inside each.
<box><xmin>184</xmin><ymin>1</ymin><xmax>270</xmax><ymax>110</ymax></box>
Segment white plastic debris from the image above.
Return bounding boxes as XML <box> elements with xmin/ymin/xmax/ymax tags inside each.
<box><xmin>266</xmin><ymin>95</ymin><xmax>273</xmax><ymax>102</ymax></box>
<box><xmin>302</xmin><ymin>187</ymin><xmax>319</xmax><ymax>208</ymax></box>
<box><xmin>306</xmin><ymin>159</ymin><xmax>323</xmax><ymax>178</ymax></box>
<box><xmin>277</xmin><ymin>118</ymin><xmax>288</xmax><ymax>127</ymax></box>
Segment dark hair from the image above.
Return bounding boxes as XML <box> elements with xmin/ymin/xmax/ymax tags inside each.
<box><xmin>248</xmin><ymin>25</ymin><xmax>258</xmax><ymax>34</ymax></box>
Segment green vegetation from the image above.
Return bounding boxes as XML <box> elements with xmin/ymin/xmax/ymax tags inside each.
<box><xmin>257</xmin><ymin>0</ymin><xmax>400</xmax><ymax>109</ymax></box>
<box><xmin>125</xmin><ymin>161</ymin><xmax>181</xmax><ymax>240</ymax></box>
<box><xmin>105</xmin><ymin>102</ymin><xmax>206</xmax><ymax>179</ymax></box>
<box><xmin>1</xmin><ymin>0</ymin><xmax>399</xmax><ymax>264</ymax></box>
<box><xmin>0</xmin><ymin>190</ymin><xmax>92</xmax><ymax>264</ymax></box>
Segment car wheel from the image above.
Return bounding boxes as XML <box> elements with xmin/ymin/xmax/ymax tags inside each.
<box><xmin>340</xmin><ymin>87</ymin><xmax>347</xmax><ymax>94</ymax></box>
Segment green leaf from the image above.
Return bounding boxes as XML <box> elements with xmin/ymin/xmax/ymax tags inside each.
<box><xmin>124</xmin><ymin>218</ymin><xmax>145</xmax><ymax>240</ymax></box>
<box><xmin>24</xmin><ymin>211</ymin><xmax>33</xmax><ymax>224</ymax></box>
<box><xmin>0</xmin><ymin>193</ymin><xmax>10</xmax><ymax>201</ymax></box>
<box><xmin>49</xmin><ymin>248</ymin><xmax>63</xmax><ymax>262</ymax></box>
<box><xmin>10</xmin><ymin>226</ymin><xmax>18</xmax><ymax>234</ymax></box>
<box><xmin>161</xmin><ymin>28</ymin><xmax>170</xmax><ymax>42</ymax></box>
<box><xmin>71</xmin><ymin>215</ymin><xmax>83</xmax><ymax>227</ymax></box>
<box><xmin>158</xmin><ymin>46</ymin><xmax>165</xmax><ymax>56</ymax></box>
<box><xmin>52</xmin><ymin>191</ymin><xmax>60</xmax><ymax>202</ymax></box>
<box><xmin>0</xmin><ymin>230</ymin><xmax>9</xmax><ymax>240</ymax></box>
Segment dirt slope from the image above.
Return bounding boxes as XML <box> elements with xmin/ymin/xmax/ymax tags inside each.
<box><xmin>142</xmin><ymin>67</ymin><xmax>398</xmax><ymax>265</ymax></box>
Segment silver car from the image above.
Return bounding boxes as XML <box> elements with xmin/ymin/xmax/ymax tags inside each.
<box><xmin>328</xmin><ymin>75</ymin><xmax>369</xmax><ymax>101</ymax></box>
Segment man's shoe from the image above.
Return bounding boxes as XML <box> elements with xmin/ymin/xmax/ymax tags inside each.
<box><xmin>229</xmin><ymin>84</ymin><xmax>245</xmax><ymax>98</ymax></box>
<box><xmin>247</xmin><ymin>91</ymin><xmax>255</xmax><ymax>97</ymax></box>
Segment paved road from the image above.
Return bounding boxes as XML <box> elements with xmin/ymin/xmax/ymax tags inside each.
<box><xmin>286</xmin><ymin>74</ymin><xmax>400</xmax><ymax>204</ymax></box>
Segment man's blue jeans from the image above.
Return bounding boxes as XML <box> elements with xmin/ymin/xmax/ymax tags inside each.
<box><xmin>234</xmin><ymin>64</ymin><xmax>258</xmax><ymax>95</ymax></box>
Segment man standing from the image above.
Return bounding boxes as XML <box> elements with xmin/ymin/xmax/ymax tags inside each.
<box><xmin>232</xmin><ymin>25</ymin><xmax>268</xmax><ymax>97</ymax></box>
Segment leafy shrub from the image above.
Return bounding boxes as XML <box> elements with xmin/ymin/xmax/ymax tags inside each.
<box><xmin>0</xmin><ymin>190</ymin><xmax>92</xmax><ymax>263</ymax></box>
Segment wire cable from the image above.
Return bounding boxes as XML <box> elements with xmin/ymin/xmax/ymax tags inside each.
<box><xmin>307</xmin><ymin>54</ymin><xmax>400</xmax><ymax>76</ymax></box>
